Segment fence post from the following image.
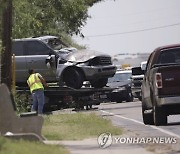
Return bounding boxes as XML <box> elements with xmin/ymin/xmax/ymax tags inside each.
<box><xmin>12</xmin><ymin>54</ymin><xmax>16</xmax><ymax>96</ymax></box>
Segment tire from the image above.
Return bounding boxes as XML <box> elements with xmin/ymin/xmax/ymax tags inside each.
<box><xmin>63</xmin><ymin>68</ymin><xmax>84</xmax><ymax>89</ymax></box>
<box><xmin>126</xmin><ymin>91</ymin><xmax>134</xmax><ymax>102</ymax></box>
<box><xmin>142</xmin><ymin>108</ymin><xmax>154</xmax><ymax>125</ymax></box>
<box><xmin>153</xmin><ymin>105</ymin><xmax>167</xmax><ymax>126</ymax></box>
<box><xmin>142</xmin><ymin>99</ymin><xmax>154</xmax><ymax>125</ymax></box>
<box><xmin>90</xmin><ymin>78</ymin><xmax>108</xmax><ymax>88</ymax></box>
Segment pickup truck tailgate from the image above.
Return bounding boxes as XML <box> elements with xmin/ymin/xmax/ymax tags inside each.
<box><xmin>158</xmin><ymin>65</ymin><xmax>180</xmax><ymax>95</ymax></box>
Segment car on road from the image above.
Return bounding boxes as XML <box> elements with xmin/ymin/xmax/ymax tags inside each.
<box><xmin>12</xmin><ymin>36</ymin><xmax>117</xmax><ymax>89</ymax></box>
<box><xmin>107</xmin><ymin>69</ymin><xmax>133</xmax><ymax>103</ymax></box>
<box><xmin>141</xmin><ymin>44</ymin><xmax>180</xmax><ymax>126</ymax></box>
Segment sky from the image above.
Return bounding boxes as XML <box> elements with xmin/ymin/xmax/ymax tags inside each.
<box><xmin>73</xmin><ymin>0</ymin><xmax>180</xmax><ymax>56</ymax></box>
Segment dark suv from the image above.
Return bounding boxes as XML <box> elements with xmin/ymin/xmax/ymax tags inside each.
<box><xmin>13</xmin><ymin>36</ymin><xmax>117</xmax><ymax>89</ymax></box>
<box><xmin>107</xmin><ymin>69</ymin><xmax>133</xmax><ymax>103</ymax></box>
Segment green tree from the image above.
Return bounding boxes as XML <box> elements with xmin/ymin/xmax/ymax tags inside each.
<box><xmin>12</xmin><ymin>0</ymin><xmax>102</xmax><ymax>39</ymax></box>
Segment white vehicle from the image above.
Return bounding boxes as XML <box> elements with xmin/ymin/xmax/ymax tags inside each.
<box><xmin>13</xmin><ymin>36</ymin><xmax>117</xmax><ymax>89</ymax></box>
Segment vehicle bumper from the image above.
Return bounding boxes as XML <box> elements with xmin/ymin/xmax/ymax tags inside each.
<box><xmin>81</xmin><ymin>65</ymin><xmax>117</xmax><ymax>79</ymax></box>
<box><xmin>156</xmin><ymin>95</ymin><xmax>180</xmax><ymax>106</ymax></box>
<box><xmin>131</xmin><ymin>87</ymin><xmax>141</xmax><ymax>92</ymax></box>
<box><xmin>107</xmin><ymin>89</ymin><xmax>128</xmax><ymax>101</ymax></box>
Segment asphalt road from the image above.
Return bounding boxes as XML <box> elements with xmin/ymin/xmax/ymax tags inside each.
<box><xmin>98</xmin><ymin>100</ymin><xmax>180</xmax><ymax>153</ymax></box>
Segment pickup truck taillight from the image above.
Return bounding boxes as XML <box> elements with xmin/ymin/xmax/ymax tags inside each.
<box><xmin>155</xmin><ymin>73</ymin><xmax>162</xmax><ymax>88</ymax></box>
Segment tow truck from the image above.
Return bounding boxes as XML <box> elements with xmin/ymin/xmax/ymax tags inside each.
<box><xmin>16</xmin><ymin>85</ymin><xmax>114</xmax><ymax>112</ymax></box>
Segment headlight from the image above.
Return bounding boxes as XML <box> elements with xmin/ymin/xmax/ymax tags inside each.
<box><xmin>118</xmin><ymin>86</ymin><xmax>126</xmax><ymax>91</ymax></box>
<box><xmin>113</xmin><ymin>86</ymin><xmax>126</xmax><ymax>92</ymax></box>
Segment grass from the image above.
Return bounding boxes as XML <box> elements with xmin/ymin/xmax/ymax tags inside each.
<box><xmin>42</xmin><ymin>112</ymin><xmax>122</xmax><ymax>140</ymax></box>
<box><xmin>0</xmin><ymin>137</ymin><xmax>69</xmax><ymax>154</ymax></box>
<box><xmin>0</xmin><ymin>112</ymin><xmax>122</xmax><ymax>153</ymax></box>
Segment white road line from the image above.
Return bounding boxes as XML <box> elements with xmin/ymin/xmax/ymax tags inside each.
<box><xmin>100</xmin><ymin>110</ymin><xmax>180</xmax><ymax>139</ymax></box>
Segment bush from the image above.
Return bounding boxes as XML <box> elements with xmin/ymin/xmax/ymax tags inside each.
<box><xmin>14</xmin><ymin>93</ymin><xmax>31</xmax><ymax>113</ymax></box>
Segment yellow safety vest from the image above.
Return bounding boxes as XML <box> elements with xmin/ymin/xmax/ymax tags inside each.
<box><xmin>27</xmin><ymin>73</ymin><xmax>44</xmax><ymax>93</ymax></box>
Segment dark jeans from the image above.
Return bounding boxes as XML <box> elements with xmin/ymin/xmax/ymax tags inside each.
<box><xmin>31</xmin><ymin>90</ymin><xmax>44</xmax><ymax>114</ymax></box>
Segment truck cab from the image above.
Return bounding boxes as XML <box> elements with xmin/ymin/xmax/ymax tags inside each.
<box><xmin>141</xmin><ymin>44</ymin><xmax>180</xmax><ymax>126</ymax></box>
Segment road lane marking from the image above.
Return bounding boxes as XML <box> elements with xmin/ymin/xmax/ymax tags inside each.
<box><xmin>100</xmin><ymin>110</ymin><xmax>180</xmax><ymax>139</ymax></box>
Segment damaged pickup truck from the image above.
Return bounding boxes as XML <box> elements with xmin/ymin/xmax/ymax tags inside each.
<box><xmin>13</xmin><ymin>36</ymin><xmax>116</xmax><ymax>89</ymax></box>
<box><xmin>141</xmin><ymin>44</ymin><xmax>180</xmax><ymax>126</ymax></box>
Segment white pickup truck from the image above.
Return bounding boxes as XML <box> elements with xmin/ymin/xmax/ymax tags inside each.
<box><xmin>13</xmin><ymin>36</ymin><xmax>117</xmax><ymax>89</ymax></box>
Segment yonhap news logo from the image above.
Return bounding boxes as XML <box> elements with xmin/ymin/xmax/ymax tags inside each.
<box><xmin>97</xmin><ymin>133</ymin><xmax>113</xmax><ymax>148</ymax></box>
<box><xmin>97</xmin><ymin>133</ymin><xmax>177</xmax><ymax>148</ymax></box>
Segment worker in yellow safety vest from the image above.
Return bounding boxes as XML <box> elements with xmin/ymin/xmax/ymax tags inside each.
<box><xmin>27</xmin><ymin>69</ymin><xmax>48</xmax><ymax>114</ymax></box>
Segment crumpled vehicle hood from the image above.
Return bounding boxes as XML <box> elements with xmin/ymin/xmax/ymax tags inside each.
<box><xmin>60</xmin><ymin>50</ymin><xmax>111</xmax><ymax>62</ymax></box>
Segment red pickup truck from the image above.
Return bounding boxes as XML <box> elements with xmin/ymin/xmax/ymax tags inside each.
<box><xmin>141</xmin><ymin>44</ymin><xmax>180</xmax><ymax>126</ymax></box>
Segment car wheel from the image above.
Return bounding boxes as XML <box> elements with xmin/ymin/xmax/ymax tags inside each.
<box><xmin>126</xmin><ymin>92</ymin><xmax>134</xmax><ymax>102</ymax></box>
<box><xmin>90</xmin><ymin>78</ymin><xmax>108</xmax><ymax>88</ymax></box>
<box><xmin>153</xmin><ymin>105</ymin><xmax>167</xmax><ymax>126</ymax></box>
<box><xmin>63</xmin><ymin>68</ymin><xmax>84</xmax><ymax>89</ymax></box>
<box><xmin>142</xmin><ymin>107</ymin><xmax>154</xmax><ymax>125</ymax></box>
<box><xmin>141</xmin><ymin>97</ymin><xmax>154</xmax><ymax>125</ymax></box>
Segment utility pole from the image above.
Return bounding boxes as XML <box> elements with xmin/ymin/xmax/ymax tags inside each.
<box><xmin>1</xmin><ymin>0</ymin><xmax>12</xmax><ymax>90</ymax></box>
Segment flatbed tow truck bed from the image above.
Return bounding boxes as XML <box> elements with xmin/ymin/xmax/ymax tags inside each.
<box><xmin>16</xmin><ymin>86</ymin><xmax>114</xmax><ymax>112</ymax></box>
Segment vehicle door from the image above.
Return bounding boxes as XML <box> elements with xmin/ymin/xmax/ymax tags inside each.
<box><xmin>24</xmin><ymin>40</ymin><xmax>57</xmax><ymax>82</ymax></box>
<box><xmin>12</xmin><ymin>41</ymin><xmax>27</xmax><ymax>83</ymax></box>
